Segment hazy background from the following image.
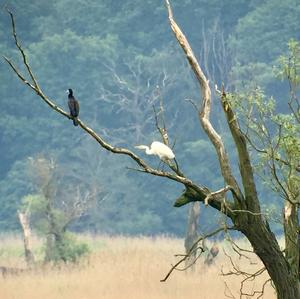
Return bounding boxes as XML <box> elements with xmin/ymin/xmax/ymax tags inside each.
<box><xmin>1</xmin><ymin>0</ymin><xmax>299</xmax><ymax>235</ymax></box>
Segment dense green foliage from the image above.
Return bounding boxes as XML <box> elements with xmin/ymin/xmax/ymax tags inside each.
<box><xmin>1</xmin><ymin>0</ymin><xmax>299</xmax><ymax>235</ymax></box>
<box><xmin>44</xmin><ymin>232</ymin><xmax>90</xmax><ymax>263</ymax></box>
<box><xmin>228</xmin><ymin>40</ymin><xmax>300</xmax><ymax>204</ymax></box>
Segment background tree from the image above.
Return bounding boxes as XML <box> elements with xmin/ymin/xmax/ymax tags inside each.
<box><xmin>184</xmin><ymin>202</ymin><xmax>200</xmax><ymax>272</ymax></box>
<box><xmin>17</xmin><ymin>204</ymin><xmax>35</xmax><ymax>267</ymax></box>
<box><xmin>4</xmin><ymin>1</ymin><xmax>300</xmax><ymax>297</ymax></box>
<box><xmin>228</xmin><ymin>0</ymin><xmax>300</xmax><ymax>95</ymax></box>
<box><xmin>23</xmin><ymin>156</ymin><xmax>96</xmax><ymax>263</ymax></box>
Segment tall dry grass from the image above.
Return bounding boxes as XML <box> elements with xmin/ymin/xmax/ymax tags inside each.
<box><xmin>0</xmin><ymin>235</ymin><xmax>276</xmax><ymax>299</ymax></box>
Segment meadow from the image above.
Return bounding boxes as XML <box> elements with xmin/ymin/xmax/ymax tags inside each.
<box><xmin>0</xmin><ymin>235</ymin><xmax>276</xmax><ymax>299</ymax></box>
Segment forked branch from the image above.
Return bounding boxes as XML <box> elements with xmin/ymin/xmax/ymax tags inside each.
<box><xmin>220</xmin><ymin>88</ymin><xmax>260</xmax><ymax>213</ymax></box>
<box><xmin>164</xmin><ymin>0</ymin><xmax>243</xmax><ymax>205</ymax></box>
<box><xmin>222</xmin><ymin>245</ymin><xmax>270</xmax><ymax>299</ymax></box>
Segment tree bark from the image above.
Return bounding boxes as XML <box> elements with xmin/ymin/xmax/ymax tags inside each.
<box><xmin>164</xmin><ymin>1</ymin><xmax>300</xmax><ymax>297</ymax></box>
<box><xmin>284</xmin><ymin>200</ymin><xmax>300</xmax><ymax>278</ymax></box>
<box><xmin>240</xmin><ymin>218</ymin><xmax>300</xmax><ymax>299</ymax></box>
<box><xmin>18</xmin><ymin>211</ymin><xmax>35</xmax><ymax>267</ymax></box>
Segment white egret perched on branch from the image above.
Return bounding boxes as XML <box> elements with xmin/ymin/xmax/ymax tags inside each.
<box><xmin>135</xmin><ymin>141</ymin><xmax>175</xmax><ymax>161</ymax></box>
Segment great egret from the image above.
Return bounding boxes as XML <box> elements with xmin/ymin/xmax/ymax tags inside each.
<box><xmin>135</xmin><ymin>141</ymin><xmax>175</xmax><ymax>161</ymax></box>
<box><xmin>67</xmin><ymin>89</ymin><xmax>80</xmax><ymax>126</ymax></box>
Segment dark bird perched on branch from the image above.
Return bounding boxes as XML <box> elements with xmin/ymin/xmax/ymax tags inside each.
<box><xmin>67</xmin><ymin>88</ymin><xmax>80</xmax><ymax>126</ymax></box>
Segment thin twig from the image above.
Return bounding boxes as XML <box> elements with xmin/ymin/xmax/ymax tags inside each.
<box><xmin>6</xmin><ymin>8</ymin><xmax>39</xmax><ymax>89</ymax></box>
<box><xmin>161</xmin><ymin>226</ymin><xmax>234</xmax><ymax>282</ymax></box>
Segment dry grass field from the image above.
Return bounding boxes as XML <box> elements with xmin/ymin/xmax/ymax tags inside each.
<box><xmin>0</xmin><ymin>235</ymin><xmax>276</xmax><ymax>299</ymax></box>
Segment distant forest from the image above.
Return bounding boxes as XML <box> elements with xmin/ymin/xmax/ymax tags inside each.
<box><xmin>1</xmin><ymin>0</ymin><xmax>299</xmax><ymax>235</ymax></box>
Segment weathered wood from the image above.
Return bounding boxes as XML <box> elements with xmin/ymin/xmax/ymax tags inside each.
<box><xmin>18</xmin><ymin>211</ymin><xmax>35</xmax><ymax>267</ymax></box>
<box><xmin>164</xmin><ymin>1</ymin><xmax>300</xmax><ymax>298</ymax></box>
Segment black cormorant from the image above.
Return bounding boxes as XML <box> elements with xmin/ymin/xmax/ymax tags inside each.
<box><xmin>67</xmin><ymin>89</ymin><xmax>80</xmax><ymax>126</ymax></box>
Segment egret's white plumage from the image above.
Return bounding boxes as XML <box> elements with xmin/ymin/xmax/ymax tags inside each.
<box><xmin>135</xmin><ymin>141</ymin><xmax>175</xmax><ymax>161</ymax></box>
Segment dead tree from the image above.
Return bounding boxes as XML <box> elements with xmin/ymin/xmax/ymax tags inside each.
<box><xmin>4</xmin><ymin>3</ymin><xmax>300</xmax><ymax>298</ymax></box>
<box><xmin>18</xmin><ymin>210</ymin><xmax>35</xmax><ymax>267</ymax></box>
<box><xmin>184</xmin><ymin>202</ymin><xmax>200</xmax><ymax>272</ymax></box>
<box><xmin>26</xmin><ymin>156</ymin><xmax>98</xmax><ymax>263</ymax></box>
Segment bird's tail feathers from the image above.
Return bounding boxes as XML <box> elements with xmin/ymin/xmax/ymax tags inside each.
<box><xmin>73</xmin><ymin>117</ymin><xmax>79</xmax><ymax>126</ymax></box>
<box><xmin>134</xmin><ymin>145</ymin><xmax>148</xmax><ymax>150</ymax></box>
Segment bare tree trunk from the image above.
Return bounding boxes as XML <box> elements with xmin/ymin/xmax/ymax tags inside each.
<box><xmin>184</xmin><ymin>202</ymin><xmax>200</xmax><ymax>272</ymax></box>
<box><xmin>18</xmin><ymin>211</ymin><xmax>35</xmax><ymax>267</ymax></box>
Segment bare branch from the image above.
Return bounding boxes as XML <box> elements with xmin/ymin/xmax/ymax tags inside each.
<box><xmin>4</xmin><ymin>54</ymin><xmax>71</xmax><ymax>120</ymax></box>
<box><xmin>6</xmin><ymin>8</ymin><xmax>39</xmax><ymax>89</ymax></box>
<box><xmin>224</xmin><ymin>281</ymin><xmax>237</xmax><ymax>299</ymax></box>
<box><xmin>160</xmin><ymin>225</ymin><xmax>234</xmax><ymax>282</ymax></box>
<box><xmin>164</xmin><ymin>0</ymin><xmax>243</xmax><ymax>206</ymax></box>
<box><xmin>184</xmin><ymin>98</ymin><xmax>199</xmax><ymax>112</ymax></box>
<box><xmin>4</xmin><ymin>10</ymin><xmax>196</xmax><ymax>188</ymax></box>
<box><xmin>226</xmin><ymin>236</ymin><xmax>257</xmax><ymax>264</ymax></box>
<box><xmin>152</xmin><ymin>90</ymin><xmax>182</xmax><ymax>174</ymax></box>
<box><xmin>222</xmin><ymin>246</ymin><xmax>270</xmax><ymax>299</ymax></box>
<box><xmin>204</xmin><ymin>185</ymin><xmax>238</xmax><ymax>206</ymax></box>
<box><xmin>5</xmin><ymin>9</ymin><xmax>232</xmax><ymax>222</ymax></box>
<box><xmin>3</xmin><ymin>56</ymin><xmax>37</xmax><ymax>91</ymax></box>
<box><xmin>174</xmin><ymin>186</ymin><xmax>236</xmax><ymax>219</ymax></box>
